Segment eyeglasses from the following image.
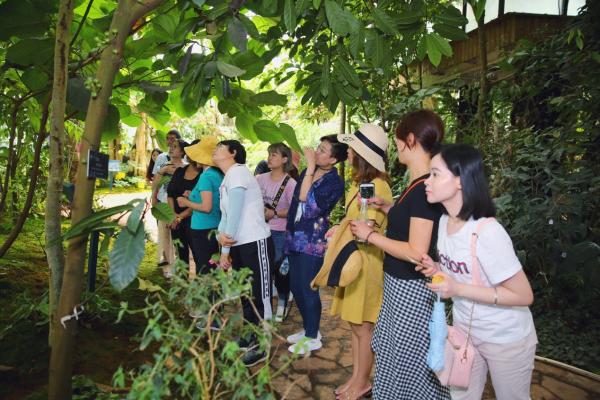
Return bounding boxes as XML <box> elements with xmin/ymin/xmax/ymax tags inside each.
<box><xmin>316</xmin><ymin>144</ymin><xmax>331</xmax><ymax>154</ymax></box>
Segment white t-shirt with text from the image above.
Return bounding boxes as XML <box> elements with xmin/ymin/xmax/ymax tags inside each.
<box><xmin>219</xmin><ymin>164</ymin><xmax>271</xmax><ymax>246</ymax></box>
<box><xmin>437</xmin><ymin>215</ymin><xmax>536</xmax><ymax>344</ymax></box>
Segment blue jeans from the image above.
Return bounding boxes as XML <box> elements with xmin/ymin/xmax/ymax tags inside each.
<box><xmin>271</xmin><ymin>230</ymin><xmax>290</xmax><ymax>305</ymax></box>
<box><xmin>288</xmin><ymin>252</ymin><xmax>323</xmax><ymax>338</ymax></box>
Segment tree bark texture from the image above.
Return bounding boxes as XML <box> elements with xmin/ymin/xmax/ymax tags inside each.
<box><xmin>133</xmin><ymin>113</ymin><xmax>148</xmax><ymax>176</ymax></box>
<box><xmin>47</xmin><ymin>2</ymin><xmax>165</xmax><ymax>398</ymax></box>
<box><xmin>46</xmin><ymin>0</ymin><xmax>75</xmax><ymax>347</ymax></box>
<box><xmin>475</xmin><ymin>7</ymin><xmax>489</xmax><ymax>142</ymax></box>
<box><xmin>0</xmin><ymin>104</ymin><xmax>20</xmax><ymax>217</ymax></box>
<box><xmin>0</xmin><ymin>98</ymin><xmax>50</xmax><ymax>258</ymax></box>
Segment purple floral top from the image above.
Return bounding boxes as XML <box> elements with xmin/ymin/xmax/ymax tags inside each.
<box><xmin>285</xmin><ymin>168</ymin><xmax>344</xmax><ymax>258</ymax></box>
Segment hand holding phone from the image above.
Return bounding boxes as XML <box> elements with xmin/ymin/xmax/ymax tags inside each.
<box><xmin>359</xmin><ymin>183</ymin><xmax>375</xmax><ymax>200</ymax></box>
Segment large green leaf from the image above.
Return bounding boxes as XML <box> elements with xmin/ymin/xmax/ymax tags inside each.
<box><xmin>372</xmin><ymin>7</ymin><xmax>398</xmax><ymax>35</ymax></box>
<box><xmin>279</xmin><ymin>123</ymin><xmax>302</xmax><ymax>152</ymax></box>
<box><xmin>235</xmin><ymin>112</ymin><xmax>259</xmax><ymax>142</ymax></box>
<box><xmin>348</xmin><ymin>28</ymin><xmax>365</xmax><ymax>58</ymax></box>
<box><xmin>335</xmin><ymin>58</ymin><xmax>361</xmax><ymax>88</ymax></box>
<box><xmin>428</xmin><ymin>32</ymin><xmax>452</xmax><ymax>57</ymax></box>
<box><xmin>320</xmin><ymin>60</ymin><xmax>330</xmax><ymax>97</ymax></box>
<box><xmin>151</xmin><ymin>202</ymin><xmax>175</xmax><ymax>223</ymax></box>
<box><xmin>0</xmin><ymin>0</ymin><xmax>53</xmax><ymax>40</ymax></box>
<box><xmin>425</xmin><ymin>34</ymin><xmax>442</xmax><ymax>66</ymax></box>
<box><xmin>231</xmin><ymin>51</ymin><xmax>266</xmax><ymax>80</ymax></box>
<box><xmin>228</xmin><ymin>17</ymin><xmax>248</xmax><ymax>52</ymax></box>
<box><xmin>126</xmin><ymin>201</ymin><xmax>145</xmax><ymax>235</ymax></box>
<box><xmin>21</xmin><ymin>68</ymin><xmax>49</xmax><ymax>91</ymax></box>
<box><xmin>396</xmin><ymin>10</ymin><xmax>422</xmax><ymax>26</ymax></box>
<box><xmin>101</xmin><ymin>105</ymin><xmax>121</xmax><ymax>142</ymax></box>
<box><xmin>436</xmin><ymin>5</ymin><xmax>468</xmax><ymax>26</ymax></box>
<box><xmin>253</xmin><ymin>120</ymin><xmax>283</xmax><ymax>143</ymax></box>
<box><xmin>62</xmin><ymin>204</ymin><xmax>134</xmax><ymax>242</ymax></box>
<box><xmin>324</xmin><ymin>0</ymin><xmax>350</xmax><ymax>36</ymax></box>
<box><xmin>365</xmin><ymin>30</ymin><xmax>385</xmax><ymax>68</ymax></box>
<box><xmin>253</xmin><ymin>90</ymin><xmax>288</xmax><ymax>106</ymax></box>
<box><xmin>109</xmin><ymin>225</ymin><xmax>146</xmax><ymax>292</ymax></box>
<box><xmin>6</xmin><ymin>38</ymin><xmax>54</xmax><ymax>66</ymax></box>
<box><xmin>433</xmin><ymin>23</ymin><xmax>468</xmax><ymax>41</ymax></box>
<box><xmin>216</xmin><ymin>61</ymin><xmax>246</xmax><ymax>78</ymax></box>
<box><xmin>284</xmin><ymin>0</ymin><xmax>297</xmax><ymax>33</ymax></box>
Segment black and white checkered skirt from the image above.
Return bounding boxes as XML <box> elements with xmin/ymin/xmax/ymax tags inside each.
<box><xmin>371</xmin><ymin>274</ymin><xmax>450</xmax><ymax>400</ymax></box>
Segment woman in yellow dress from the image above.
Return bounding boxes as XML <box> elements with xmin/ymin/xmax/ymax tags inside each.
<box><xmin>329</xmin><ymin>124</ymin><xmax>392</xmax><ymax>400</ymax></box>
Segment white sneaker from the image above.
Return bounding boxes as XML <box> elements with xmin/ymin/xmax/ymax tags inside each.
<box><xmin>286</xmin><ymin>330</ymin><xmax>322</xmax><ymax>344</ymax></box>
<box><xmin>275</xmin><ymin>305</ymin><xmax>285</xmax><ymax>322</ymax></box>
<box><xmin>288</xmin><ymin>338</ymin><xmax>322</xmax><ymax>355</ymax></box>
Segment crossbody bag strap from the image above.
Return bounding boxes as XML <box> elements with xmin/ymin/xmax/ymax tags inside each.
<box><xmin>463</xmin><ymin>217</ymin><xmax>496</xmax><ymax>358</ymax></box>
<box><xmin>271</xmin><ymin>175</ymin><xmax>291</xmax><ymax>209</ymax></box>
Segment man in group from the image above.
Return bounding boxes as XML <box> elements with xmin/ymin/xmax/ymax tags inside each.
<box><xmin>151</xmin><ymin>129</ymin><xmax>182</xmax><ymax>269</ymax></box>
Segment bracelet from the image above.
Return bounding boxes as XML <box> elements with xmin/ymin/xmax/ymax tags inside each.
<box><xmin>493</xmin><ymin>286</ymin><xmax>498</xmax><ymax>306</ymax></box>
<box><xmin>365</xmin><ymin>230</ymin><xmax>376</xmax><ymax>243</ymax></box>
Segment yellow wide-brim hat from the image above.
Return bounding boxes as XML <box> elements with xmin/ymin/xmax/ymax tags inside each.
<box><xmin>185</xmin><ymin>136</ymin><xmax>219</xmax><ymax>166</ymax></box>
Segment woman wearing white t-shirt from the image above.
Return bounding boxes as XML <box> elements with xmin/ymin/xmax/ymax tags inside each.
<box><xmin>212</xmin><ymin>139</ymin><xmax>274</xmax><ymax>367</ymax></box>
<box><xmin>418</xmin><ymin>143</ymin><xmax>537</xmax><ymax>400</ymax></box>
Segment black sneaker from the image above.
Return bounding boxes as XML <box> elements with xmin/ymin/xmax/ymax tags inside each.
<box><xmin>236</xmin><ymin>336</ymin><xmax>254</xmax><ymax>351</ymax></box>
<box><xmin>242</xmin><ymin>348</ymin><xmax>267</xmax><ymax>367</ymax></box>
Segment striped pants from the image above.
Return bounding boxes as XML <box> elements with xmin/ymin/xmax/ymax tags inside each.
<box><xmin>230</xmin><ymin>237</ymin><xmax>274</xmax><ymax>324</ymax></box>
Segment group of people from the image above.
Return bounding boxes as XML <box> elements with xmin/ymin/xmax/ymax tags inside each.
<box><xmin>147</xmin><ymin>109</ymin><xmax>537</xmax><ymax>400</ymax></box>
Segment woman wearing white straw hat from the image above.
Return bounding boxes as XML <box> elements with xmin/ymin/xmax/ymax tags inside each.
<box><xmin>350</xmin><ymin>110</ymin><xmax>449</xmax><ymax>399</ymax></box>
<box><xmin>328</xmin><ymin>124</ymin><xmax>392</xmax><ymax>400</ymax></box>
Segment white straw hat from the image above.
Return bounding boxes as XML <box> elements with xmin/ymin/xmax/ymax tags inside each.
<box><xmin>337</xmin><ymin>123</ymin><xmax>387</xmax><ymax>172</ymax></box>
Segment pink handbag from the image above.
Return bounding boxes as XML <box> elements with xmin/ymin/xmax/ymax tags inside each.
<box><xmin>435</xmin><ymin>218</ymin><xmax>495</xmax><ymax>389</ymax></box>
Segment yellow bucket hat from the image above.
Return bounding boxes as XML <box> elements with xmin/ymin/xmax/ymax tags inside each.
<box><xmin>185</xmin><ymin>136</ymin><xmax>219</xmax><ymax>166</ymax></box>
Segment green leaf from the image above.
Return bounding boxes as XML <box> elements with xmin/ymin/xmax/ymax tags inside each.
<box><xmin>253</xmin><ymin>120</ymin><xmax>283</xmax><ymax>142</ymax></box>
<box><xmin>416</xmin><ymin>36</ymin><xmax>427</xmax><ymax>61</ymax></box>
<box><xmin>396</xmin><ymin>10</ymin><xmax>421</xmax><ymax>26</ymax></box>
<box><xmin>235</xmin><ymin>113</ymin><xmax>259</xmax><ymax>142</ymax></box>
<box><xmin>6</xmin><ymin>38</ymin><xmax>53</xmax><ymax>66</ymax></box>
<box><xmin>320</xmin><ymin>59</ymin><xmax>330</xmax><ymax>97</ymax></box>
<box><xmin>284</xmin><ymin>0</ymin><xmax>297</xmax><ymax>33</ymax></box>
<box><xmin>126</xmin><ymin>201</ymin><xmax>145</xmax><ymax>235</ymax></box>
<box><xmin>228</xmin><ymin>17</ymin><xmax>248</xmax><ymax>52</ymax></box>
<box><xmin>216</xmin><ymin>61</ymin><xmax>246</xmax><ymax>78</ymax></box>
<box><xmin>238</xmin><ymin>14</ymin><xmax>260</xmax><ymax>39</ymax></box>
<box><xmin>435</xmin><ymin>6</ymin><xmax>468</xmax><ymax>26</ymax></box>
<box><xmin>0</xmin><ymin>0</ymin><xmax>52</xmax><ymax>40</ymax></box>
<box><xmin>21</xmin><ymin>68</ymin><xmax>49</xmax><ymax>91</ymax></box>
<box><xmin>349</xmin><ymin>28</ymin><xmax>365</xmax><ymax>58</ymax></box>
<box><xmin>153</xmin><ymin>14</ymin><xmax>178</xmax><ymax>39</ymax></box>
<box><xmin>324</xmin><ymin>0</ymin><xmax>350</xmax><ymax>36</ymax></box>
<box><xmin>63</xmin><ymin>204</ymin><xmax>134</xmax><ymax>242</ymax></box>
<box><xmin>429</xmin><ymin>32</ymin><xmax>452</xmax><ymax>57</ymax></box>
<box><xmin>313</xmin><ymin>0</ymin><xmax>322</xmax><ymax>9</ymax></box>
<box><xmin>253</xmin><ymin>90</ymin><xmax>288</xmax><ymax>106</ymax></box>
<box><xmin>365</xmin><ymin>30</ymin><xmax>385</xmax><ymax>68</ymax></box>
<box><xmin>109</xmin><ymin>225</ymin><xmax>146</xmax><ymax>292</ymax></box>
<box><xmin>433</xmin><ymin>23</ymin><xmax>468</xmax><ymax>41</ymax></box>
<box><xmin>425</xmin><ymin>34</ymin><xmax>442</xmax><ymax>66</ymax></box>
<box><xmin>279</xmin><ymin>123</ymin><xmax>302</xmax><ymax>152</ymax></box>
<box><xmin>335</xmin><ymin>58</ymin><xmax>361</xmax><ymax>88</ymax></box>
<box><xmin>151</xmin><ymin>202</ymin><xmax>175</xmax><ymax>223</ymax></box>
<box><xmin>231</xmin><ymin>51</ymin><xmax>266</xmax><ymax>80</ymax></box>
<box><xmin>372</xmin><ymin>7</ymin><xmax>398</xmax><ymax>35</ymax></box>
<box><xmin>296</xmin><ymin>0</ymin><xmax>311</xmax><ymax>14</ymax></box>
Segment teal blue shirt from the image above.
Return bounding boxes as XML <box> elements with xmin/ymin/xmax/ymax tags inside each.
<box><xmin>189</xmin><ymin>167</ymin><xmax>223</xmax><ymax>230</ymax></box>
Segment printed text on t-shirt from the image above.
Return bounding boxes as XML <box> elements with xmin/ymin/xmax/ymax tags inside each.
<box><xmin>439</xmin><ymin>252</ymin><xmax>470</xmax><ymax>275</ymax></box>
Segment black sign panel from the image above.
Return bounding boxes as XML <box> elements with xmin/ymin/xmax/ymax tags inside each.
<box><xmin>87</xmin><ymin>149</ymin><xmax>108</xmax><ymax>179</ymax></box>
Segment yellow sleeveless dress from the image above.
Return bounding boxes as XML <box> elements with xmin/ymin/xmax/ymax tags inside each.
<box><xmin>330</xmin><ymin>178</ymin><xmax>392</xmax><ymax>324</ymax></box>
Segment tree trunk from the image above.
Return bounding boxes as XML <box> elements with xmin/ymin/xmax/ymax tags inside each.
<box><xmin>0</xmin><ymin>104</ymin><xmax>19</xmax><ymax>218</ymax></box>
<box><xmin>0</xmin><ymin>99</ymin><xmax>50</xmax><ymax>258</ymax></box>
<box><xmin>134</xmin><ymin>113</ymin><xmax>148</xmax><ymax>176</ymax></box>
<box><xmin>46</xmin><ymin>0</ymin><xmax>75</xmax><ymax>347</ymax></box>
<box><xmin>474</xmin><ymin>5</ymin><xmax>489</xmax><ymax>142</ymax></box>
<box><xmin>48</xmin><ymin>2</ymin><xmax>165</xmax><ymax>399</ymax></box>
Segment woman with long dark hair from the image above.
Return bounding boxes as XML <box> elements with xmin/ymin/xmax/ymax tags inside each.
<box><xmin>165</xmin><ymin>140</ymin><xmax>200</xmax><ymax>270</ymax></box>
<box><xmin>350</xmin><ymin>110</ymin><xmax>449</xmax><ymax>399</ymax></box>
<box><xmin>329</xmin><ymin>124</ymin><xmax>392</xmax><ymax>400</ymax></box>
<box><xmin>146</xmin><ymin>148</ymin><xmax>162</xmax><ymax>184</ymax></box>
<box><xmin>418</xmin><ymin>144</ymin><xmax>536</xmax><ymax>400</ymax></box>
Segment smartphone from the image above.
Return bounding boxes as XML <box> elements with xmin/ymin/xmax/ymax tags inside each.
<box><xmin>359</xmin><ymin>183</ymin><xmax>375</xmax><ymax>199</ymax></box>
